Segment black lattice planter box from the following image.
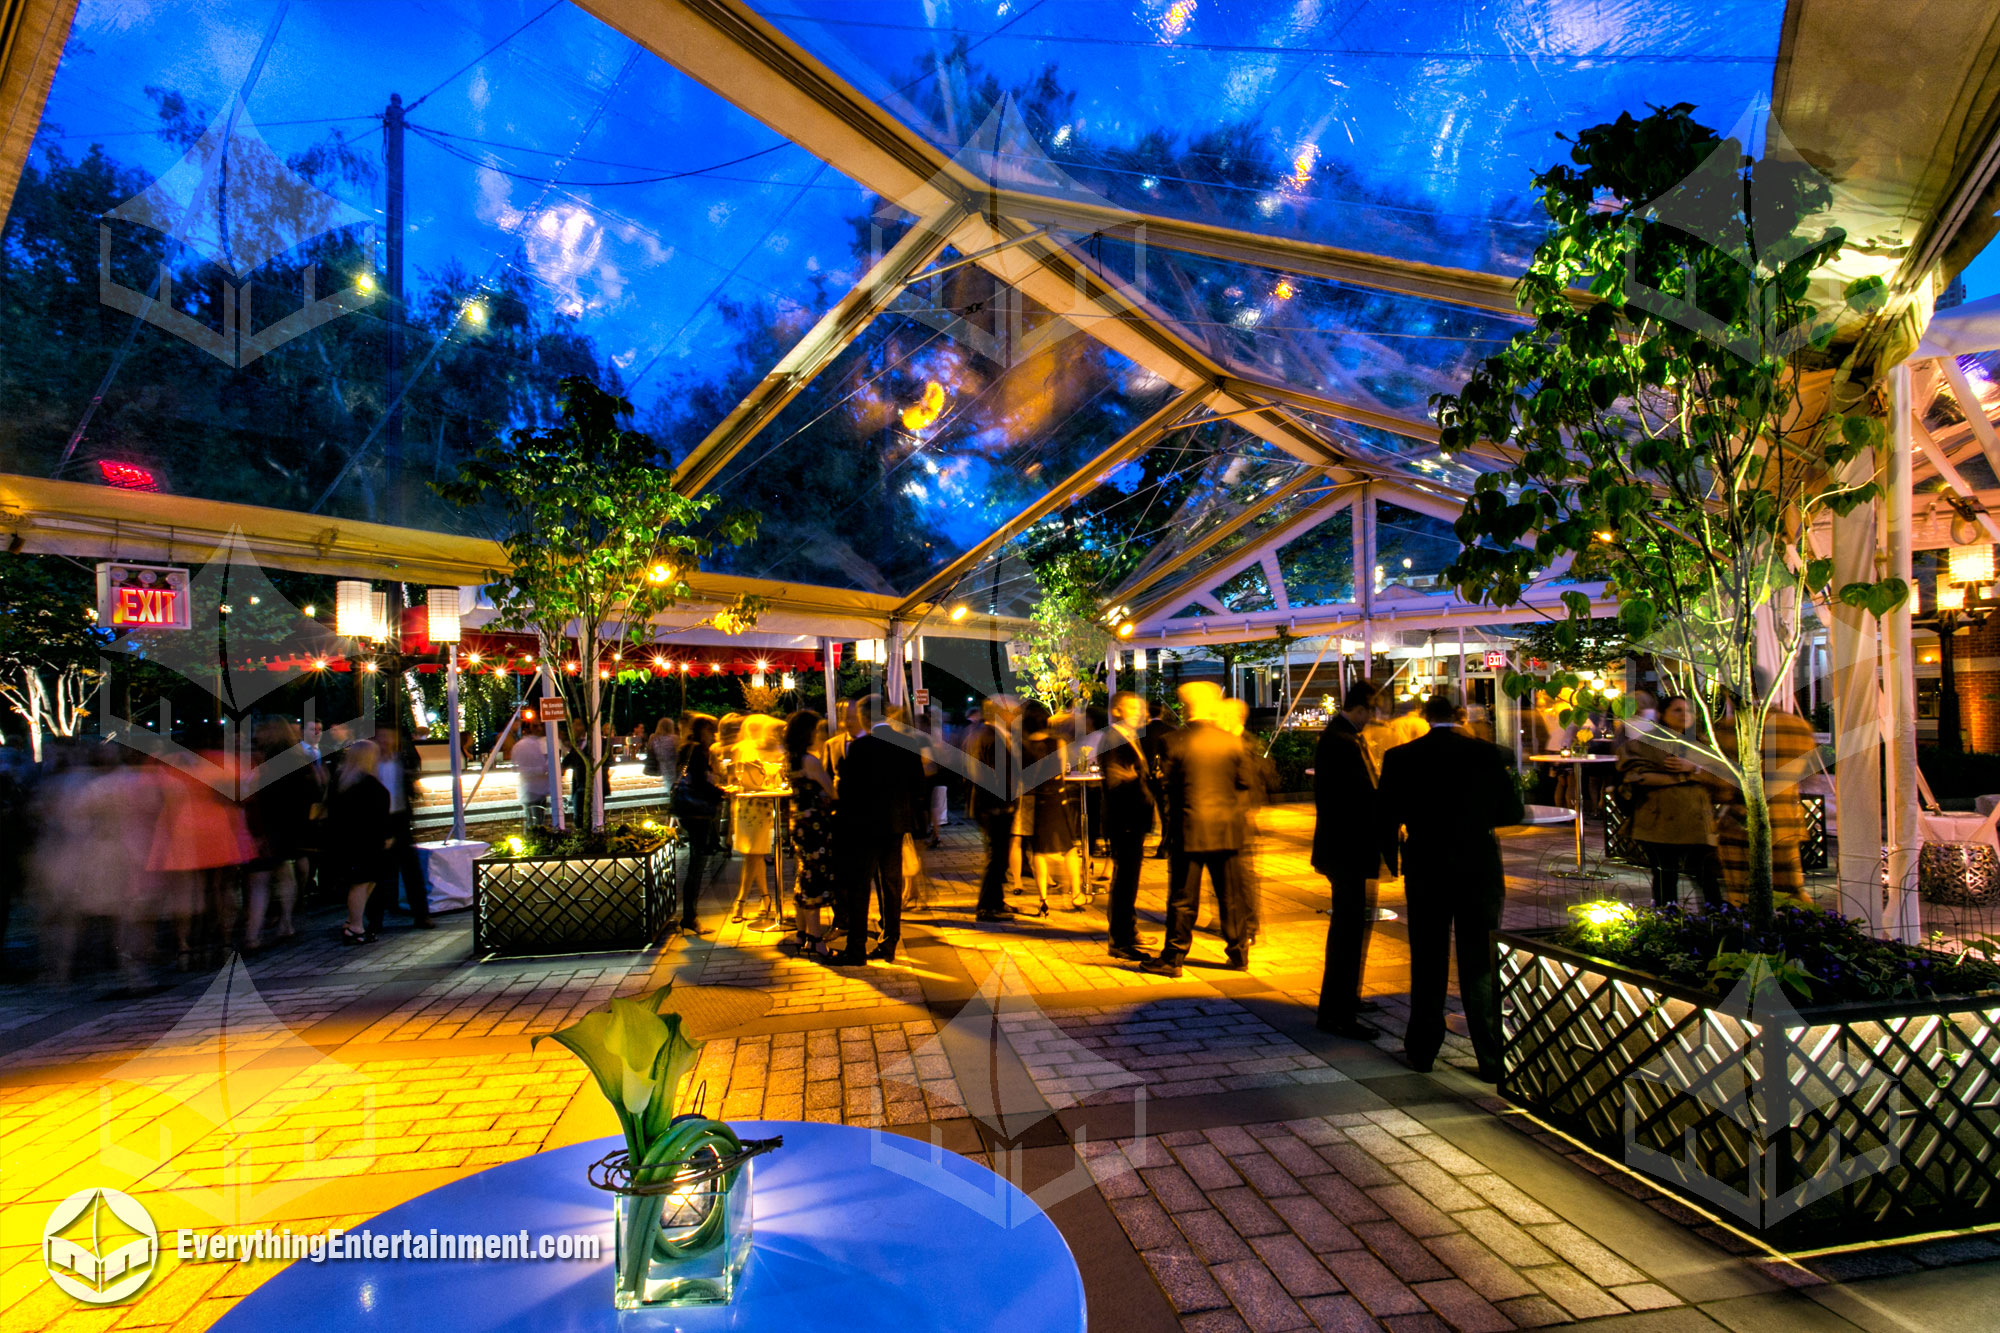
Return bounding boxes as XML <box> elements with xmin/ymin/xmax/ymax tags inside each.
<box><xmin>474</xmin><ymin>843</ymin><xmax>678</xmax><ymax>956</ymax></box>
<box><xmin>1497</xmin><ymin>929</ymin><xmax>2000</xmax><ymax>1247</ymax></box>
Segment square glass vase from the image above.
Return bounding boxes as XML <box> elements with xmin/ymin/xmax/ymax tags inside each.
<box><xmin>612</xmin><ymin>1158</ymin><xmax>754</xmax><ymax>1308</ymax></box>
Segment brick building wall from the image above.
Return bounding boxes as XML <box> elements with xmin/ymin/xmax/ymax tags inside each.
<box><xmin>1946</xmin><ymin>617</ymin><xmax>2000</xmax><ymax>752</ymax></box>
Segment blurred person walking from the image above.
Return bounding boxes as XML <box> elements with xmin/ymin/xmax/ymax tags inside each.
<box><xmin>243</xmin><ymin>719</ymin><xmax>319</xmax><ymax>950</ymax></box>
<box><xmin>1100</xmin><ymin>691</ymin><xmax>1157</xmax><ymax>960</ymax></box>
<box><xmin>1617</xmin><ymin>697</ymin><xmax>1722</xmax><ymax>908</ymax></box>
<box><xmin>367</xmin><ymin>725</ymin><xmax>433</xmax><ymax>934</ymax></box>
<box><xmin>1144</xmin><ymin>699</ymin><xmax>1178</xmax><ymax>859</ymax></box>
<box><xmin>729</xmin><ymin>714</ymin><xmax>786</xmax><ymax>925</ymax></box>
<box><xmin>669</xmin><ymin>714</ymin><xmax>724</xmax><ymax>934</ymax></box>
<box><xmin>146</xmin><ymin>739</ymin><xmax>256</xmax><ymax>970</ymax></box>
<box><xmin>647</xmin><ymin>716</ymin><xmax>679</xmax><ymax>788</ymax></box>
<box><xmin>1312</xmin><ymin>679</ymin><xmax>1387</xmax><ymax>1039</ymax></box>
<box><xmin>328</xmin><ymin>740</ymin><xmax>393</xmax><ymax>946</ymax></box>
<box><xmin>1144</xmin><ymin>683</ymin><xmax>1250</xmax><ymax>978</ymax></box>
<box><xmin>1021</xmin><ymin>701</ymin><xmax>1080</xmax><ymax>916</ymax></box>
<box><xmin>966</xmin><ymin>696</ymin><xmax>1020</xmax><ymax>923</ymax></box>
<box><xmin>1377</xmin><ymin>691</ymin><xmax>1523</xmax><ymax>1080</ymax></box>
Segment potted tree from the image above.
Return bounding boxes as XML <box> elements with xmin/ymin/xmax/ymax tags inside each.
<box><xmin>437</xmin><ymin>375</ymin><xmax>762</xmax><ymax>954</ymax></box>
<box><xmin>1436</xmin><ymin>104</ymin><xmax>2000</xmax><ymax>1243</ymax></box>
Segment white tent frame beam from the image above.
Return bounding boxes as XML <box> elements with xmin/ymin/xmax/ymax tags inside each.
<box><xmin>672</xmin><ymin>202</ymin><xmax>966</xmax><ymax>496</ymax></box>
<box><xmin>1138</xmin><ymin>582</ymin><xmax>1616</xmax><ymax>649</ymax></box>
<box><xmin>892</xmin><ymin>383</ymin><xmax>1212</xmax><ymax>618</ymax></box>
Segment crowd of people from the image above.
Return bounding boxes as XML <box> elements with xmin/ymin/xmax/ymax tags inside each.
<box><xmin>5</xmin><ymin>666</ymin><xmax>1821</xmax><ymax>1091</ymax></box>
<box><xmin>0</xmin><ymin>719</ymin><xmax>436</xmax><ymax>989</ymax></box>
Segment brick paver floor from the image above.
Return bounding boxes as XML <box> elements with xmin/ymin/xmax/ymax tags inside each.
<box><xmin>0</xmin><ymin>804</ymin><xmax>1985</xmax><ymax>1332</ymax></box>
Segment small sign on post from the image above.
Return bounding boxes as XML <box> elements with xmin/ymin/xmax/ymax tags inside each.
<box><xmin>96</xmin><ymin>562</ymin><xmax>191</xmax><ymax>630</ymax></box>
<box><xmin>913</xmin><ymin>688</ymin><xmax>930</xmax><ymax>710</ymax></box>
<box><xmin>536</xmin><ymin>695</ymin><xmax>568</xmax><ymax>722</ymax></box>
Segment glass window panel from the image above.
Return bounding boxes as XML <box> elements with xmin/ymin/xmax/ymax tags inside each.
<box><xmin>1375</xmin><ymin>500</ymin><xmax>1460</xmax><ymax>599</ymax></box>
<box><xmin>1110</xmin><ymin>428</ymin><xmax>1314</xmax><ymax>596</ymax></box>
<box><xmin>1277</xmin><ymin>508</ymin><xmax>1355</xmax><ymax>609</ymax></box>
<box><xmin>1171</xmin><ymin>602</ymin><xmax>1213</xmax><ymax>619</ymax></box>
<box><xmin>1214</xmin><ymin>564</ymin><xmax>1276</xmax><ymax>613</ymax></box>
<box><xmin>1077</xmin><ymin>239</ymin><xmax>1522</xmax><ymax>431</ymax></box>
<box><xmin>1137</xmin><ymin>477</ymin><xmax>1340</xmax><ymax>612</ymax></box>
<box><xmin>4</xmin><ymin>0</ymin><xmax>906</xmax><ymax>531</ymax></box>
<box><xmin>754</xmin><ymin>0</ymin><xmax>1785</xmax><ymax>272</ymax></box>
<box><xmin>700</xmin><ymin>264</ymin><xmax>1177</xmax><ymax>594</ymax></box>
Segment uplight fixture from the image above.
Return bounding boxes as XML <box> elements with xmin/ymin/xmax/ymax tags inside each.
<box><xmin>949</xmin><ymin>604</ymin><xmax>969</xmax><ymax>621</ymax></box>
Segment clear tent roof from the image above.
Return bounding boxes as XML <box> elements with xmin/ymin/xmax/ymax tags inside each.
<box><xmin>0</xmin><ymin>0</ymin><xmax>1875</xmax><ymax>639</ymax></box>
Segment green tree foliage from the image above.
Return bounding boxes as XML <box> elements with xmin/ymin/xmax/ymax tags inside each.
<box><xmin>1432</xmin><ymin>104</ymin><xmax>1899</xmax><ymax>927</ymax></box>
<box><xmin>434</xmin><ymin>377</ymin><xmax>762</xmax><ymax>828</ymax></box>
<box><xmin>0</xmin><ymin>92</ymin><xmax>619</xmax><ymax>527</ymax></box>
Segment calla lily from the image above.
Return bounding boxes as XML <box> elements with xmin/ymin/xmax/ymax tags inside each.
<box><xmin>534</xmin><ymin>983</ymin><xmax>680</xmax><ymax>1157</ymax></box>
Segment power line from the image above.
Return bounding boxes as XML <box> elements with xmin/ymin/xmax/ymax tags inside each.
<box><xmin>404</xmin><ymin>2</ymin><xmax>562</xmax><ymax>113</ymax></box>
<box><xmin>407</xmin><ymin>123</ymin><xmax>797</xmax><ymax>185</ymax></box>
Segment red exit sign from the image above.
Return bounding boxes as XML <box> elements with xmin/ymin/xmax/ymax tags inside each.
<box><xmin>1484</xmin><ymin>650</ymin><xmax>1510</xmax><ymax>669</ymax></box>
<box><xmin>96</xmin><ymin>562</ymin><xmax>191</xmax><ymax>630</ymax></box>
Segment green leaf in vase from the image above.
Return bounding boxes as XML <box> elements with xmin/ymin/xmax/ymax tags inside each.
<box><xmin>533</xmin><ymin>983</ymin><xmax>681</xmax><ymax>1157</ymax></box>
<box><xmin>639</xmin><ymin>1013</ymin><xmax>705</xmax><ymax>1146</ymax></box>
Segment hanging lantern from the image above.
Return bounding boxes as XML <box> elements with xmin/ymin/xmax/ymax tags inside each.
<box><xmin>1936</xmin><ymin>583</ymin><xmax>1964</xmax><ymax>612</ymax></box>
<box><xmin>369</xmin><ymin>590</ymin><xmax>391</xmax><ymax>641</ymax></box>
<box><xmin>335</xmin><ymin>580</ymin><xmax>374</xmax><ymax>637</ymax></box>
<box><xmin>426</xmin><ymin>587</ymin><xmax>462</xmax><ymax>643</ymax></box>
<box><xmin>1133</xmin><ymin>649</ymin><xmax>1148</xmax><ymax>672</ymax></box>
<box><xmin>781</xmin><ymin>672</ymin><xmax>796</xmax><ymax>690</ymax></box>
<box><xmin>1948</xmin><ymin>543</ymin><xmax>1995</xmax><ymax>587</ymax></box>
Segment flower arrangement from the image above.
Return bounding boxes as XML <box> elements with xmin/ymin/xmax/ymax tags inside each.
<box><xmin>1554</xmin><ymin>901</ymin><xmax>2000</xmax><ymax>1004</ymax></box>
<box><xmin>534</xmin><ymin>983</ymin><xmax>776</xmax><ymax>1307</ymax></box>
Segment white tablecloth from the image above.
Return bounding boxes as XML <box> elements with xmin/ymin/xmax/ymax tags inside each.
<box><xmin>415</xmin><ymin>840</ymin><xmax>489</xmax><ymax>913</ymax></box>
<box><xmin>1918</xmin><ymin>813</ymin><xmax>2000</xmax><ymax>857</ymax></box>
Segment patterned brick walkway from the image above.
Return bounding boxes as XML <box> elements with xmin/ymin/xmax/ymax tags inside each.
<box><xmin>0</xmin><ymin>806</ymin><xmax>1985</xmax><ymax>1332</ymax></box>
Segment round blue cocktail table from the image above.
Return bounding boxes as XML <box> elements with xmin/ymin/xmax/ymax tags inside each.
<box><xmin>213</xmin><ymin>1120</ymin><xmax>1085</xmax><ymax>1331</ymax></box>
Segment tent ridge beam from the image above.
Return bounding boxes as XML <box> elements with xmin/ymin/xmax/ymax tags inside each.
<box><xmin>892</xmin><ymin>383</ymin><xmax>1212</xmax><ymax>619</ymax></box>
<box><xmin>672</xmin><ymin>201</ymin><xmax>967</xmax><ymax>496</ymax></box>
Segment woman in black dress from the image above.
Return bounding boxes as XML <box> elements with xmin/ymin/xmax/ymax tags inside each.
<box><xmin>328</xmin><ymin>740</ymin><xmax>392</xmax><ymax>945</ymax></box>
<box><xmin>673</xmin><ymin>714</ymin><xmax>725</xmax><ymax>934</ymax></box>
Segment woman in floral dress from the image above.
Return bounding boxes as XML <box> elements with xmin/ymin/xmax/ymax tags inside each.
<box><xmin>784</xmin><ymin>710</ymin><xmax>837</xmax><ymax>955</ymax></box>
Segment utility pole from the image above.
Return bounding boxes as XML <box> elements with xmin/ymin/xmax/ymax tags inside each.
<box><xmin>383</xmin><ymin>93</ymin><xmax>406</xmax><ymax>526</ymax></box>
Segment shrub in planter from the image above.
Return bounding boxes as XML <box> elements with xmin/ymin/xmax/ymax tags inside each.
<box><xmin>1499</xmin><ymin>903</ymin><xmax>2000</xmax><ymax>1245</ymax></box>
<box><xmin>477</xmin><ymin>821</ymin><xmax>684</xmax><ymax>956</ymax></box>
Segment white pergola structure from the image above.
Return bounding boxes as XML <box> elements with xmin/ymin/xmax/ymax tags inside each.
<box><xmin>1</xmin><ymin>0</ymin><xmax>1999</xmax><ymax>933</ymax></box>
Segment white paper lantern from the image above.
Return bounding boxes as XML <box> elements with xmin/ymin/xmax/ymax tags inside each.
<box><xmin>336</xmin><ymin>580</ymin><xmax>373</xmax><ymax>637</ymax></box>
<box><xmin>1935</xmin><ymin>583</ymin><xmax>1962</xmax><ymax>612</ymax></box>
<box><xmin>369</xmin><ymin>591</ymin><xmax>390</xmax><ymax>641</ymax></box>
<box><xmin>1948</xmin><ymin>543</ymin><xmax>1995</xmax><ymax>587</ymax></box>
<box><xmin>426</xmin><ymin>587</ymin><xmax>462</xmax><ymax>643</ymax></box>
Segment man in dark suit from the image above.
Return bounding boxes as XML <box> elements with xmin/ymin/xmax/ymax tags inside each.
<box><xmin>1376</xmin><ymin>690</ymin><xmax>1524</xmax><ymax>1080</ymax></box>
<box><xmin>1144</xmin><ymin>682</ymin><xmax>1248</xmax><ymax>978</ymax></box>
<box><xmin>1313</xmin><ymin>678</ymin><xmax>1385</xmax><ymax>1038</ymax></box>
<box><xmin>1099</xmin><ymin>691</ymin><xmax>1157</xmax><ymax>960</ymax></box>
<box><xmin>1143</xmin><ymin>701</ymin><xmax>1179</xmax><ymax>858</ymax></box>
<box><xmin>965</xmin><ymin>696</ymin><xmax>1019</xmax><ymax>923</ymax></box>
<box><xmin>831</xmin><ymin>695</ymin><xmax>930</xmax><ymax>964</ymax></box>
